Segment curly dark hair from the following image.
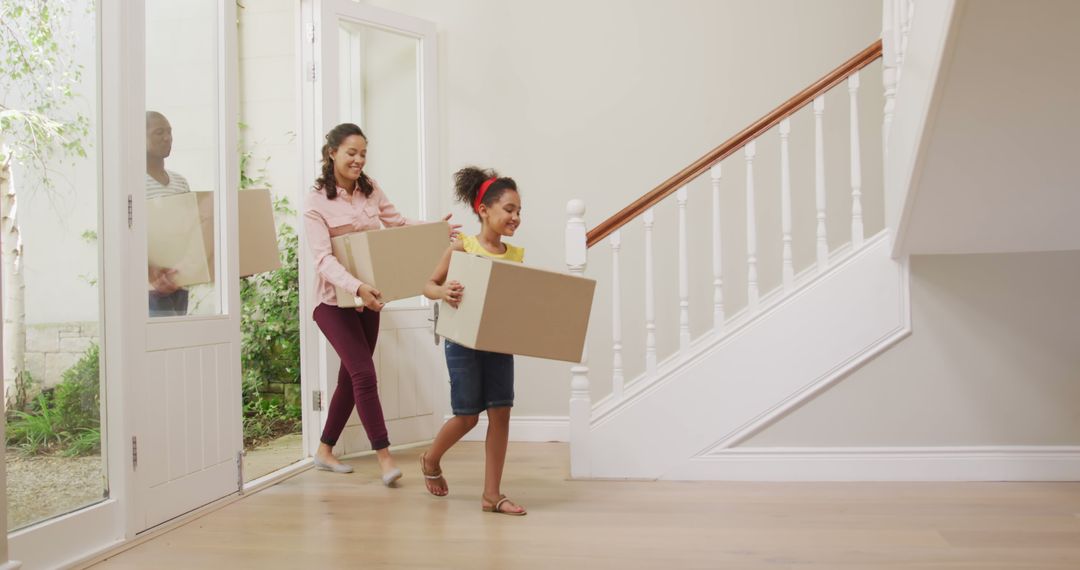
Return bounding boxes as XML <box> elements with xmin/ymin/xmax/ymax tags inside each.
<box><xmin>453</xmin><ymin>166</ymin><xmax>518</xmax><ymax>219</ymax></box>
<box><xmin>315</xmin><ymin>123</ymin><xmax>373</xmax><ymax>200</ymax></box>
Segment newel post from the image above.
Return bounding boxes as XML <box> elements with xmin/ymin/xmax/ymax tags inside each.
<box><xmin>565</xmin><ymin>199</ymin><xmax>591</xmax><ymax>478</ymax></box>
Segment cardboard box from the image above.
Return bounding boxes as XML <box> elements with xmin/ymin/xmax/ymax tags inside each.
<box><xmin>195</xmin><ymin>189</ymin><xmax>281</xmax><ymax>279</ymax></box>
<box><xmin>146</xmin><ymin>192</ymin><xmax>211</xmax><ymax>288</ymax></box>
<box><xmin>147</xmin><ymin>189</ymin><xmax>281</xmax><ymax>288</ymax></box>
<box><xmin>330</xmin><ymin>221</ymin><xmax>450</xmax><ymax>307</ymax></box>
<box><xmin>435</xmin><ymin>251</ymin><xmax>596</xmax><ymax>363</ymax></box>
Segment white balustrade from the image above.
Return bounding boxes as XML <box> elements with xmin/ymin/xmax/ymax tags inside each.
<box><xmin>814</xmin><ymin>96</ymin><xmax>828</xmax><ymax>270</ymax></box>
<box><xmin>610</xmin><ymin>230</ymin><xmax>624</xmax><ymax>401</ymax></box>
<box><xmin>677</xmin><ymin>186</ymin><xmax>690</xmax><ymax>350</ymax></box>
<box><xmin>644</xmin><ymin>207</ymin><xmax>657</xmax><ymax>375</ymax></box>
<box><xmin>849</xmin><ymin>72</ymin><xmax>864</xmax><ymax>248</ymax></box>
<box><xmin>779</xmin><ymin>119</ymin><xmax>794</xmax><ymax>292</ymax></box>
<box><xmin>710</xmin><ymin>164</ymin><xmax>724</xmax><ymax>330</ymax></box>
<box><xmin>745</xmin><ymin>141</ymin><xmax>759</xmax><ymax>310</ymax></box>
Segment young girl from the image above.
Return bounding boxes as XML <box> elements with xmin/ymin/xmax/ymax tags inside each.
<box><xmin>303</xmin><ymin>122</ymin><xmax>457</xmax><ymax>484</ymax></box>
<box><xmin>420</xmin><ymin>166</ymin><xmax>526</xmax><ymax>516</ymax></box>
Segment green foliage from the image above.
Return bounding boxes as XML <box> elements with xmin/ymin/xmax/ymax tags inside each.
<box><xmin>241</xmin><ymin>378</ymin><xmax>301</xmax><ymax>449</ymax></box>
<box><xmin>6</xmin><ymin>394</ymin><xmax>64</xmax><ymax>455</ymax></box>
<box><xmin>10</xmin><ymin>368</ymin><xmax>38</xmax><ymax>413</ymax></box>
<box><xmin>240</xmin><ymin>197</ymin><xmax>300</xmax><ymax>391</ymax></box>
<box><xmin>60</xmin><ymin>427</ymin><xmax>100</xmax><ymax>457</ymax></box>
<box><xmin>239</xmin><ymin>122</ymin><xmax>271</xmax><ymax>191</ymax></box>
<box><xmin>239</xmin><ymin>196</ymin><xmax>301</xmax><ymax>448</ymax></box>
<box><xmin>0</xmin><ymin>0</ymin><xmax>92</xmax><ymax>182</ymax></box>
<box><xmin>53</xmin><ymin>342</ymin><xmax>100</xmax><ymax>434</ymax></box>
<box><xmin>5</xmin><ymin>343</ymin><xmax>100</xmax><ymax>456</ymax></box>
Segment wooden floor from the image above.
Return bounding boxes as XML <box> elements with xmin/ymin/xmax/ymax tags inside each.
<box><xmin>90</xmin><ymin>443</ymin><xmax>1080</xmax><ymax>569</ymax></box>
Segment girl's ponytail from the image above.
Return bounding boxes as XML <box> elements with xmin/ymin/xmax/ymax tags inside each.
<box><xmin>453</xmin><ymin>166</ymin><xmax>517</xmax><ymax>218</ymax></box>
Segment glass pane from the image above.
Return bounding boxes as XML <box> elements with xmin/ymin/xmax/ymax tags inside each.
<box><xmin>238</xmin><ymin>4</ymin><xmax>303</xmax><ymax>482</ymax></box>
<box><xmin>145</xmin><ymin>0</ymin><xmax>222</xmax><ymax>318</ymax></box>
<box><xmin>337</xmin><ymin>20</ymin><xmax>424</xmax><ymax>309</ymax></box>
<box><xmin>2</xmin><ymin>0</ymin><xmax>107</xmax><ymax>530</ymax></box>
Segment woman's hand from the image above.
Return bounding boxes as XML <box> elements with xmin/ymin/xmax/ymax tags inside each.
<box><xmin>439</xmin><ymin>280</ymin><xmax>464</xmax><ymax>308</ymax></box>
<box><xmin>442</xmin><ymin>213</ymin><xmax>462</xmax><ymax>240</ymax></box>
<box><xmin>356</xmin><ymin>283</ymin><xmax>384</xmax><ymax>312</ymax></box>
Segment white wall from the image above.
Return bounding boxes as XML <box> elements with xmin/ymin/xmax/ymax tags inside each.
<box><xmin>893</xmin><ymin>0</ymin><xmax>1080</xmax><ymax>256</ymax></box>
<box><xmin>746</xmin><ymin>251</ymin><xmax>1080</xmax><ymax>446</ymax></box>
<box><xmin>360</xmin><ymin>0</ymin><xmax>884</xmax><ymax>416</ymax></box>
<box><xmin>238</xmin><ymin>0</ymin><xmax>301</xmax><ymax>213</ymax></box>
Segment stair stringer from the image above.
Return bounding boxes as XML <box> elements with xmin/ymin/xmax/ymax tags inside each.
<box><xmin>585</xmin><ymin>234</ymin><xmax>911</xmax><ymax>480</ymax></box>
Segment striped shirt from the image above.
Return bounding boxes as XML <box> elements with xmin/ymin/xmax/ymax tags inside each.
<box><xmin>146</xmin><ymin>170</ymin><xmax>191</xmax><ymax>200</ymax></box>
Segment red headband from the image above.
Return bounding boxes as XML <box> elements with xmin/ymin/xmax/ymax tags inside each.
<box><xmin>473</xmin><ymin>176</ymin><xmax>498</xmax><ymax>213</ymax></box>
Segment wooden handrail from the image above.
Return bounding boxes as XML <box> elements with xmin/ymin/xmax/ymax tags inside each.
<box><xmin>586</xmin><ymin>39</ymin><xmax>883</xmax><ymax>248</ymax></box>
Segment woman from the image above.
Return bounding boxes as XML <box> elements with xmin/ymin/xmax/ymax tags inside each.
<box><xmin>303</xmin><ymin>122</ymin><xmax>456</xmax><ymax>484</ymax></box>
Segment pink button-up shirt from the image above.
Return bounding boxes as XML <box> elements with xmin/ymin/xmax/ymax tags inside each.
<box><xmin>304</xmin><ymin>177</ymin><xmax>415</xmax><ymax>307</ymax></box>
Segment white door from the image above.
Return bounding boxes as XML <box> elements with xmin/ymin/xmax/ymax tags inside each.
<box><xmin>134</xmin><ymin>0</ymin><xmax>243</xmax><ymax>531</ymax></box>
<box><xmin>300</xmin><ymin>0</ymin><xmax>446</xmax><ymax>453</ymax></box>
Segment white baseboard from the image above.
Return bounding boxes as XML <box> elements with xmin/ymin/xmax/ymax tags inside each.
<box><xmin>447</xmin><ymin>415</ymin><xmax>568</xmax><ymax>443</ymax></box>
<box><xmin>665</xmin><ymin>446</ymin><xmax>1080</xmax><ymax>481</ymax></box>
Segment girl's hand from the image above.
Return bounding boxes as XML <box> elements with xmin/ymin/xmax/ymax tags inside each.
<box><xmin>442</xmin><ymin>213</ymin><xmax>463</xmax><ymax>240</ymax></box>
<box><xmin>440</xmin><ymin>280</ymin><xmax>464</xmax><ymax>308</ymax></box>
<box><xmin>357</xmin><ymin>283</ymin><xmax>384</xmax><ymax>312</ymax></box>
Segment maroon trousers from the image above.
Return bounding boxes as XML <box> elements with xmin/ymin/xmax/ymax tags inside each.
<box><xmin>314</xmin><ymin>303</ymin><xmax>389</xmax><ymax>450</ymax></box>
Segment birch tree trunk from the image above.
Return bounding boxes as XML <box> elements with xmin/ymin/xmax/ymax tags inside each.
<box><xmin>1</xmin><ymin>154</ymin><xmax>26</xmax><ymax>409</ymax></box>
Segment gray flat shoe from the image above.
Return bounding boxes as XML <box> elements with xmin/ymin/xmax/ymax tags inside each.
<box><xmin>382</xmin><ymin>467</ymin><xmax>403</xmax><ymax>487</ymax></box>
<box><xmin>314</xmin><ymin>456</ymin><xmax>354</xmax><ymax>473</ymax></box>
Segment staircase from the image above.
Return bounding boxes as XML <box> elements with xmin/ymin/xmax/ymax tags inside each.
<box><xmin>564</xmin><ymin>0</ymin><xmax>1080</xmax><ymax>481</ymax></box>
<box><xmin>564</xmin><ymin>32</ymin><xmax>912</xmax><ymax>479</ymax></box>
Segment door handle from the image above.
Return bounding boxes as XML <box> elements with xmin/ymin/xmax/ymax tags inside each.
<box><xmin>427</xmin><ymin>302</ymin><xmax>441</xmax><ymax>345</ymax></box>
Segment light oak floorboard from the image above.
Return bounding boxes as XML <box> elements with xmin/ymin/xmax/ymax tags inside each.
<box><xmin>89</xmin><ymin>442</ymin><xmax>1080</xmax><ymax>569</ymax></box>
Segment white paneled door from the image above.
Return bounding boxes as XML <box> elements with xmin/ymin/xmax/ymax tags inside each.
<box><xmin>135</xmin><ymin>0</ymin><xmax>243</xmax><ymax>532</ymax></box>
<box><xmin>301</xmin><ymin>1</ymin><xmax>445</xmax><ymax>451</ymax></box>
<box><xmin>325</xmin><ymin>309</ymin><xmax>447</xmax><ymax>456</ymax></box>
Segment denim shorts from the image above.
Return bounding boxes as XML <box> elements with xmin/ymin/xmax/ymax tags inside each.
<box><xmin>444</xmin><ymin>340</ymin><xmax>514</xmax><ymax>415</ymax></box>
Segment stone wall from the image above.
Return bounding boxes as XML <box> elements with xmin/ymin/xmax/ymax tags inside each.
<box><xmin>24</xmin><ymin>322</ymin><xmax>99</xmax><ymax>388</ymax></box>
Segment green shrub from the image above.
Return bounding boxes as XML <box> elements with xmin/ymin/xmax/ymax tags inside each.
<box><xmin>53</xmin><ymin>343</ymin><xmax>100</xmax><ymax>434</ymax></box>
<box><xmin>240</xmin><ymin>197</ymin><xmax>300</xmax><ymax>394</ymax></box>
<box><xmin>5</xmin><ymin>344</ymin><xmax>101</xmax><ymax>456</ymax></box>
<box><xmin>60</xmin><ymin>427</ymin><xmax>101</xmax><ymax>457</ymax></box>
<box><xmin>7</xmin><ymin>394</ymin><xmax>65</xmax><ymax>455</ymax></box>
<box><xmin>242</xmin><ymin>392</ymin><xmax>302</xmax><ymax>448</ymax></box>
<box><xmin>239</xmin><ymin>196</ymin><xmax>302</xmax><ymax>449</ymax></box>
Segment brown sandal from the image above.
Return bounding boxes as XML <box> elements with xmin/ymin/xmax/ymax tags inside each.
<box><xmin>482</xmin><ymin>494</ymin><xmax>526</xmax><ymax>516</ymax></box>
<box><xmin>419</xmin><ymin>452</ymin><xmax>447</xmax><ymax>496</ymax></box>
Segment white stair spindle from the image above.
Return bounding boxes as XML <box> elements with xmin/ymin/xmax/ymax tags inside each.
<box><xmin>745</xmin><ymin>141</ymin><xmax>759</xmax><ymax>311</ymax></box>
<box><xmin>882</xmin><ymin>0</ymin><xmax>898</xmax><ymax>153</ymax></box>
<box><xmin>898</xmin><ymin>0</ymin><xmax>913</xmax><ymax>82</ymax></box>
<box><xmin>814</xmin><ymin>96</ymin><xmax>829</xmax><ymax>271</ymax></box>
<box><xmin>644</xmin><ymin>207</ymin><xmax>657</xmax><ymax>376</ymax></box>
<box><xmin>779</xmin><ymin>119</ymin><xmax>794</xmax><ymax>292</ymax></box>
<box><xmin>677</xmin><ymin>186</ymin><xmax>690</xmax><ymax>351</ymax></box>
<box><xmin>565</xmin><ymin>199</ymin><xmax>590</xmax><ymax>478</ymax></box>
<box><xmin>710</xmin><ymin>164</ymin><xmax>724</xmax><ymax>330</ymax></box>
<box><xmin>849</xmin><ymin>72</ymin><xmax>864</xmax><ymax>249</ymax></box>
<box><xmin>883</xmin><ymin>65</ymin><xmax>897</xmax><ymax>156</ymax></box>
<box><xmin>610</xmin><ymin>230</ymin><xmax>624</xmax><ymax>401</ymax></box>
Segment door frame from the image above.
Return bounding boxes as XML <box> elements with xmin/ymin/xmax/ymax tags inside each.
<box><xmin>9</xmin><ymin>0</ymin><xmax>147</xmax><ymax>566</ymax></box>
<box><xmin>133</xmin><ymin>0</ymin><xmax>243</xmax><ymax>533</ymax></box>
<box><xmin>297</xmin><ymin>0</ymin><xmax>441</xmax><ymax>455</ymax></box>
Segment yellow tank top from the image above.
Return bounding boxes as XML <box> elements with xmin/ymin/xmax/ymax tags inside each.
<box><xmin>461</xmin><ymin>234</ymin><xmax>524</xmax><ymax>263</ymax></box>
